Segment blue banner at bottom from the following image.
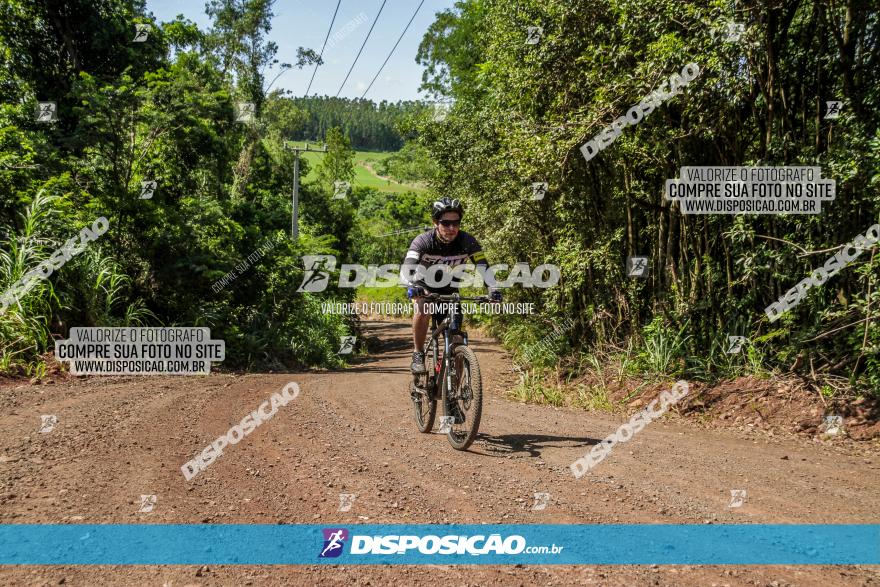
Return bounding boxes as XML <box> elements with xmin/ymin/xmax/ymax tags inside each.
<box><xmin>0</xmin><ymin>524</ymin><xmax>877</xmax><ymax>565</ymax></box>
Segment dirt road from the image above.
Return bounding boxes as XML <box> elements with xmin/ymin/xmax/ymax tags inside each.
<box><xmin>1</xmin><ymin>320</ymin><xmax>878</xmax><ymax>586</ymax></box>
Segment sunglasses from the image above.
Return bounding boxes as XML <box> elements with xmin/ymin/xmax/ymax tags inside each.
<box><xmin>438</xmin><ymin>219</ymin><xmax>461</xmax><ymax>227</ymax></box>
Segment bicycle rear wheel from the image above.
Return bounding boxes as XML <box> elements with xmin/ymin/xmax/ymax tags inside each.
<box><xmin>443</xmin><ymin>344</ymin><xmax>483</xmax><ymax>450</ymax></box>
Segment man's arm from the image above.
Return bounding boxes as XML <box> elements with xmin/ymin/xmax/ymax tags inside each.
<box><xmin>400</xmin><ymin>234</ymin><xmax>426</xmax><ymax>287</ymax></box>
<box><xmin>462</xmin><ymin>235</ymin><xmax>499</xmax><ymax>299</ymax></box>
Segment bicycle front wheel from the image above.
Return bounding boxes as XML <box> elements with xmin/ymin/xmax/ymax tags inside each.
<box><xmin>442</xmin><ymin>344</ymin><xmax>483</xmax><ymax>450</ymax></box>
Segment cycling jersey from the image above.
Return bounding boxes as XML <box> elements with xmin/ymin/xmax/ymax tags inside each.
<box><xmin>400</xmin><ymin>229</ymin><xmax>489</xmax><ymax>294</ymax></box>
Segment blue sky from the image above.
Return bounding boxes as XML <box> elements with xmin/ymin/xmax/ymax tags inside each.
<box><xmin>146</xmin><ymin>0</ymin><xmax>456</xmax><ymax>102</ymax></box>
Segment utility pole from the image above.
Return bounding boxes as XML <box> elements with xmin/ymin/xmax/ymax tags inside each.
<box><xmin>283</xmin><ymin>141</ymin><xmax>327</xmax><ymax>239</ymax></box>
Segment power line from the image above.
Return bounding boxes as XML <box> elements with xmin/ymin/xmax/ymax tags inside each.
<box><xmin>335</xmin><ymin>0</ymin><xmax>388</xmax><ymax>98</ymax></box>
<box><xmin>361</xmin><ymin>0</ymin><xmax>425</xmax><ymax>99</ymax></box>
<box><xmin>376</xmin><ymin>225</ymin><xmax>431</xmax><ymax>237</ymax></box>
<box><xmin>305</xmin><ymin>0</ymin><xmax>343</xmax><ymax>96</ymax></box>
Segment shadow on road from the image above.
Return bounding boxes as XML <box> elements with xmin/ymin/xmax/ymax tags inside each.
<box><xmin>342</xmin><ymin>364</ymin><xmax>410</xmax><ymax>374</ymax></box>
<box><xmin>476</xmin><ymin>433</ymin><xmax>600</xmax><ymax>458</ymax></box>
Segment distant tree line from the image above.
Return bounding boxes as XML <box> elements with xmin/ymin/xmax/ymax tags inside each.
<box><xmin>288</xmin><ymin>96</ymin><xmax>425</xmax><ymax>151</ymax></box>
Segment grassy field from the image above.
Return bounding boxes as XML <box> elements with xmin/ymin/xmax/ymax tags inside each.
<box><xmin>293</xmin><ymin>147</ymin><xmax>428</xmax><ymax>195</ymax></box>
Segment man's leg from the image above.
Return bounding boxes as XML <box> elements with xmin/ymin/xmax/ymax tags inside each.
<box><xmin>411</xmin><ymin>297</ymin><xmax>430</xmax><ymax>373</ymax></box>
<box><xmin>413</xmin><ymin>297</ymin><xmax>430</xmax><ymax>350</ymax></box>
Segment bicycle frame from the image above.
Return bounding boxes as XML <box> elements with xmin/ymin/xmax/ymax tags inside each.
<box><xmin>419</xmin><ymin>293</ymin><xmax>486</xmax><ymax>399</ymax></box>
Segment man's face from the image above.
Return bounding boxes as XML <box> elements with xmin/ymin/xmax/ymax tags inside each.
<box><xmin>435</xmin><ymin>212</ymin><xmax>461</xmax><ymax>242</ymax></box>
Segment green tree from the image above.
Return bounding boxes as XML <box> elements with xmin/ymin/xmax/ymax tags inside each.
<box><xmin>415</xmin><ymin>0</ymin><xmax>880</xmax><ymax>391</ymax></box>
<box><xmin>316</xmin><ymin>127</ymin><xmax>355</xmax><ymax>192</ymax></box>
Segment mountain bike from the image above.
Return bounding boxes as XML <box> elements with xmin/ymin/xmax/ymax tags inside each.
<box><xmin>410</xmin><ymin>292</ymin><xmax>490</xmax><ymax>450</ymax></box>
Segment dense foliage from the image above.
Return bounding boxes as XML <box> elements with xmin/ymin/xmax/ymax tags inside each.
<box><xmin>0</xmin><ymin>0</ymin><xmax>421</xmax><ymax>374</ymax></box>
<box><xmin>376</xmin><ymin>142</ymin><xmax>439</xmax><ymax>184</ymax></box>
<box><xmin>415</xmin><ymin>0</ymin><xmax>880</xmax><ymax>394</ymax></box>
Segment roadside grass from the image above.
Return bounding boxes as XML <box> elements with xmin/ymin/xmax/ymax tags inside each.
<box><xmin>501</xmin><ymin>317</ymin><xmax>781</xmax><ymax>414</ymax></box>
<box><xmin>356</xmin><ymin>285</ymin><xmax>410</xmax><ymax>306</ymax></box>
<box><xmin>507</xmin><ymin>368</ymin><xmax>568</xmax><ymax>406</ymax></box>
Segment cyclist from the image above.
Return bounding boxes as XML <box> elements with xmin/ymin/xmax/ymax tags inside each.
<box><xmin>401</xmin><ymin>197</ymin><xmax>502</xmax><ymax>374</ymax></box>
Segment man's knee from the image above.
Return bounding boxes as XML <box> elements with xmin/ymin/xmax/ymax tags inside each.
<box><xmin>413</xmin><ymin>298</ymin><xmax>430</xmax><ymax>317</ymax></box>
